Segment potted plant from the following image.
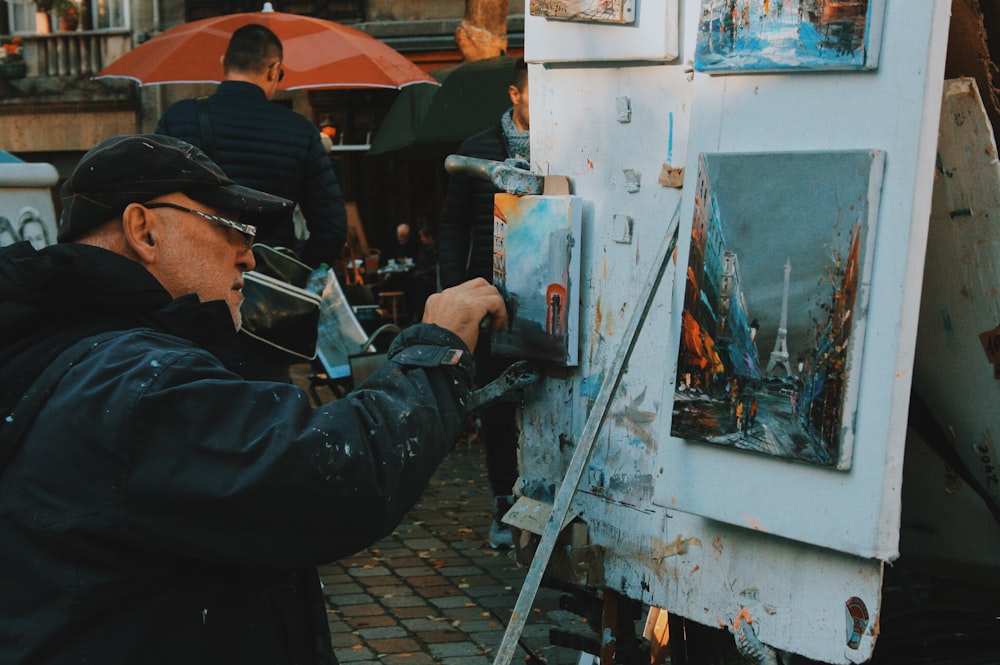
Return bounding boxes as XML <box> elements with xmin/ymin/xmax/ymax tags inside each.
<box><xmin>36</xmin><ymin>0</ymin><xmax>81</xmax><ymax>32</ymax></box>
<box><xmin>0</xmin><ymin>36</ymin><xmax>27</xmax><ymax>79</ymax></box>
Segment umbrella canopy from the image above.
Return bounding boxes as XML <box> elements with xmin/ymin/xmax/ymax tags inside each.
<box><xmin>417</xmin><ymin>56</ymin><xmax>517</xmax><ymax>143</ymax></box>
<box><xmin>367</xmin><ymin>66</ymin><xmax>449</xmax><ymax>156</ymax></box>
<box><xmin>368</xmin><ymin>55</ymin><xmax>518</xmax><ymax>156</ymax></box>
<box><xmin>93</xmin><ymin>4</ymin><xmax>437</xmax><ymax>91</ymax></box>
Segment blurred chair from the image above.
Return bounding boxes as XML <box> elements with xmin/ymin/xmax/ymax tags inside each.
<box><xmin>378</xmin><ymin>290</ymin><xmax>407</xmax><ymax>325</ymax></box>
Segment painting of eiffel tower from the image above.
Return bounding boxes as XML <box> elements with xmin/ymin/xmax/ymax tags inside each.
<box><xmin>764</xmin><ymin>258</ymin><xmax>793</xmax><ymax>378</ymax></box>
<box><xmin>671</xmin><ymin>150</ymin><xmax>885</xmax><ymax>470</ymax></box>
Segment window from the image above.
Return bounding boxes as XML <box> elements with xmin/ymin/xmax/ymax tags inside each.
<box><xmin>90</xmin><ymin>0</ymin><xmax>128</xmax><ymax>30</ymax></box>
<box><xmin>6</xmin><ymin>0</ymin><xmax>41</xmax><ymax>34</ymax></box>
<box><xmin>4</xmin><ymin>0</ymin><xmax>129</xmax><ymax>33</ymax></box>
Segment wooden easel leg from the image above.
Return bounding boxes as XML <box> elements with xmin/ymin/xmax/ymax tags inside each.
<box><xmin>643</xmin><ymin>607</ymin><xmax>670</xmax><ymax>665</ymax></box>
<box><xmin>600</xmin><ymin>589</ymin><xmax>621</xmax><ymax>665</ymax></box>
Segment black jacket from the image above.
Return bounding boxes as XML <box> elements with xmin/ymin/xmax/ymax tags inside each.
<box><xmin>155</xmin><ymin>81</ymin><xmax>347</xmax><ymax>267</ymax></box>
<box><xmin>0</xmin><ymin>241</ymin><xmax>474</xmax><ymax>664</ymax></box>
<box><xmin>437</xmin><ymin>124</ymin><xmax>511</xmax><ymax>289</ymax></box>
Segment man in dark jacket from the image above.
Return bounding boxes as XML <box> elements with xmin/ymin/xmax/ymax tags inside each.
<box><xmin>384</xmin><ymin>222</ymin><xmax>421</xmax><ymax>265</ymax></box>
<box><xmin>155</xmin><ymin>23</ymin><xmax>346</xmax><ymax>268</ymax></box>
<box><xmin>0</xmin><ymin>134</ymin><xmax>505</xmax><ymax>664</ymax></box>
<box><xmin>437</xmin><ymin>58</ymin><xmax>528</xmax><ymax>549</ymax></box>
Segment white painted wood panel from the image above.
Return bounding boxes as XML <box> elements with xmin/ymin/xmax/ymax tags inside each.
<box><xmin>906</xmin><ymin>78</ymin><xmax>1000</xmax><ymax>574</ymax></box>
<box><xmin>524</xmin><ymin>0</ymin><xmax>679</xmax><ymax>63</ymax></box>
<box><xmin>517</xmin><ymin>1</ymin><xmax>953</xmax><ymax>662</ymax></box>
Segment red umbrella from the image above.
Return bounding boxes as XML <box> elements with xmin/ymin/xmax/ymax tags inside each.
<box><xmin>93</xmin><ymin>3</ymin><xmax>437</xmax><ymax>91</ymax></box>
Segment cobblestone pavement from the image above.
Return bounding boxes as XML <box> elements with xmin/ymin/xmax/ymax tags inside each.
<box><xmin>317</xmin><ymin>440</ymin><xmax>594</xmax><ymax>665</ymax></box>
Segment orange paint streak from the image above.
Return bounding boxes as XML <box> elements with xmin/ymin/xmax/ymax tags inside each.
<box><xmin>733</xmin><ymin>607</ymin><xmax>753</xmax><ymax>630</ymax></box>
<box><xmin>690</xmin><ymin>565</ymin><xmax>700</xmax><ymax>574</ymax></box>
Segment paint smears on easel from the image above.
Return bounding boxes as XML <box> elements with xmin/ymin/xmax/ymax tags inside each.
<box><xmin>659</xmin><ymin>111</ymin><xmax>684</xmax><ymax>188</ymax></box>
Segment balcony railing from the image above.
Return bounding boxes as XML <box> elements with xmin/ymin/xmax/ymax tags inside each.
<box><xmin>18</xmin><ymin>29</ymin><xmax>131</xmax><ymax>78</ymax></box>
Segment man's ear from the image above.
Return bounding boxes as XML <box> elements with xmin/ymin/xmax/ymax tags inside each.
<box><xmin>121</xmin><ymin>203</ymin><xmax>159</xmax><ymax>264</ymax></box>
<box><xmin>508</xmin><ymin>84</ymin><xmax>520</xmax><ymax>106</ymax></box>
<box><xmin>266</xmin><ymin>63</ymin><xmax>280</xmax><ymax>84</ymax></box>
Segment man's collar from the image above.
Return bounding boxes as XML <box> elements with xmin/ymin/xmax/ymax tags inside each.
<box><xmin>217</xmin><ymin>80</ymin><xmax>268</xmax><ymax>99</ymax></box>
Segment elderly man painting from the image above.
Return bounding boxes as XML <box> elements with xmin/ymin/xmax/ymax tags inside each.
<box><xmin>0</xmin><ymin>134</ymin><xmax>505</xmax><ymax>664</ymax></box>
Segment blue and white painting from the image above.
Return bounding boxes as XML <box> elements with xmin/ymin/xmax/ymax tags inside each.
<box><xmin>492</xmin><ymin>193</ymin><xmax>582</xmax><ymax>366</ymax></box>
<box><xmin>695</xmin><ymin>0</ymin><xmax>884</xmax><ymax>73</ymax></box>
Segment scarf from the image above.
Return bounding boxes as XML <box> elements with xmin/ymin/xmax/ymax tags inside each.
<box><xmin>501</xmin><ymin>108</ymin><xmax>530</xmax><ymax>162</ymax></box>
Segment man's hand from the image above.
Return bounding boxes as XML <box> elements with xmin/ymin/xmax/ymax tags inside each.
<box><xmin>422</xmin><ymin>278</ymin><xmax>506</xmax><ymax>352</ymax></box>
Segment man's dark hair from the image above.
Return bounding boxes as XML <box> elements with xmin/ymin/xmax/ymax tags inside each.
<box><xmin>223</xmin><ymin>24</ymin><xmax>283</xmax><ymax>73</ymax></box>
<box><xmin>510</xmin><ymin>57</ymin><xmax>528</xmax><ymax>92</ymax></box>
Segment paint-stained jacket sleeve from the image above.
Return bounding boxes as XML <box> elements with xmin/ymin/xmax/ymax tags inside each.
<box><xmin>18</xmin><ymin>322</ymin><xmax>473</xmax><ymax>570</ymax></box>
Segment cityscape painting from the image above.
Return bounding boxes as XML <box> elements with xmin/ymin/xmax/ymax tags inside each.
<box><xmin>529</xmin><ymin>0</ymin><xmax>636</xmax><ymax>24</ymax></box>
<box><xmin>694</xmin><ymin>0</ymin><xmax>885</xmax><ymax>73</ymax></box>
<box><xmin>491</xmin><ymin>193</ymin><xmax>582</xmax><ymax>366</ymax></box>
<box><xmin>670</xmin><ymin>150</ymin><xmax>885</xmax><ymax>469</ymax></box>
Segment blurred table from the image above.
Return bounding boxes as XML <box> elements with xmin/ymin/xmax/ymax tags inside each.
<box><xmin>376</xmin><ymin>261</ymin><xmax>414</xmax><ymax>277</ymax></box>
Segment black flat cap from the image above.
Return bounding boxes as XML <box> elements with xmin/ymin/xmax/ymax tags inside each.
<box><xmin>58</xmin><ymin>134</ymin><xmax>293</xmax><ymax>242</ymax></box>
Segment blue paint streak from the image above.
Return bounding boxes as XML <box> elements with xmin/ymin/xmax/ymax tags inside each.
<box><xmin>667</xmin><ymin>112</ymin><xmax>674</xmax><ymax>164</ymax></box>
<box><xmin>581</xmin><ymin>374</ymin><xmax>602</xmax><ymax>400</ymax></box>
<box><xmin>941</xmin><ymin>308</ymin><xmax>954</xmax><ymax>345</ymax></box>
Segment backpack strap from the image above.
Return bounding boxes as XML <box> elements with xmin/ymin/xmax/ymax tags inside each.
<box><xmin>196</xmin><ymin>96</ymin><xmax>217</xmax><ymax>160</ymax></box>
<box><xmin>0</xmin><ymin>331</ymin><xmax>124</xmax><ymax>471</ymax></box>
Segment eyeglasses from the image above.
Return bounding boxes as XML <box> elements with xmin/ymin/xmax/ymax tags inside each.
<box><xmin>144</xmin><ymin>202</ymin><xmax>256</xmax><ymax>249</ymax></box>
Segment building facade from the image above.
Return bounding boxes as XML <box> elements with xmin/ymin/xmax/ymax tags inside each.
<box><xmin>1</xmin><ymin>0</ymin><xmax>523</xmax><ymax>248</ymax></box>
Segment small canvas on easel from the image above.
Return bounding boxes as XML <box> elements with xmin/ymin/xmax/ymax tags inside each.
<box><xmin>694</xmin><ymin>0</ymin><xmax>885</xmax><ymax>73</ymax></box>
<box><xmin>530</xmin><ymin>0</ymin><xmax>635</xmax><ymax>24</ymax></box>
<box><xmin>492</xmin><ymin>193</ymin><xmax>582</xmax><ymax>366</ymax></box>
<box><xmin>670</xmin><ymin>150</ymin><xmax>884</xmax><ymax>470</ymax></box>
